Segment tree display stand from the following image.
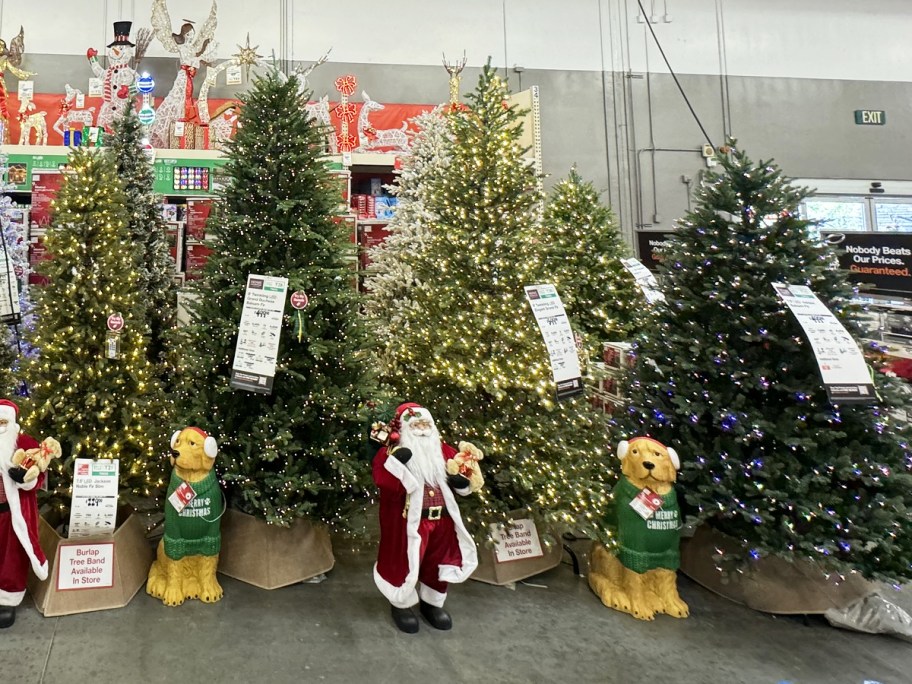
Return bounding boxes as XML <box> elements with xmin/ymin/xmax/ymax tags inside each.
<box><xmin>217</xmin><ymin>509</ymin><xmax>334</xmax><ymax>590</ymax></box>
<box><xmin>27</xmin><ymin>507</ymin><xmax>153</xmax><ymax>617</ymax></box>
<box><xmin>680</xmin><ymin>525</ymin><xmax>873</xmax><ymax>614</ymax></box>
<box><xmin>471</xmin><ymin>523</ymin><xmax>563</xmax><ymax>586</ymax></box>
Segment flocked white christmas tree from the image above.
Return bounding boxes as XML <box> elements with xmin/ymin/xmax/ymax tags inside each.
<box><xmin>363</xmin><ymin>107</ymin><xmax>452</xmax><ymax>377</ymax></box>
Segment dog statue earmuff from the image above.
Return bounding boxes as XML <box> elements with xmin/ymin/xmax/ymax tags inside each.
<box><xmin>617</xmin><ymin>437</ymin><xmax>680</xmax><ymax>470</ymax></box>
<box><xmin>171</xmin><ymin>428</ymin><xmax>218</xmax><ymax>459</ymax></box>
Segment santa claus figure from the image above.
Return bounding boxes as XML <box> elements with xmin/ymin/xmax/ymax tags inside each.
<box><xmin>373</xmin><ymin>402</ymin><xmax>480</xmax><ymax>633</ymax></box>
<box><xmin>0</xmin><ymin>399</ymin><xmax>46</xmax><ymax>628</ymax></box>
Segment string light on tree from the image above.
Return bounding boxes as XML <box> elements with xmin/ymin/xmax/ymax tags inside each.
<box><xmin>622</xmin><ymin>142</ymin><xmax>912</xmax><ymax>582</ymax></box>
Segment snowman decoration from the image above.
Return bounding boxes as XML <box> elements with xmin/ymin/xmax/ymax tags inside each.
<box><xmin>86</xmin><ymin>21</ymin><xmax>138</xmax><ymax>132</ymax></box>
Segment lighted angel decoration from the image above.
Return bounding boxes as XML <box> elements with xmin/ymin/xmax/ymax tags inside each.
<box><xmin>149</xmin><ymin>0</ymin><xmax>219</xmax><ymax>148</ymax></box>
<box><xmin>0</xmin><ymin>27</ymin><xmax>35</xmax><ymax>141</ymax></box>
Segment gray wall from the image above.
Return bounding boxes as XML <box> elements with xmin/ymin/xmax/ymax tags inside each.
<box><xmin>25</xmin><ymin>53</ymin><xmax>912</xmax><ymax>247</ymax></box>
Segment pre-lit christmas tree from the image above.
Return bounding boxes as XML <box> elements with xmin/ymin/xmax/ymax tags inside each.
<box><xmin>175</xmin><ymin>70</ymin><xmax>375</xmax><ymax>527</ymax></box>
<box><xmin>23</xmin><ymin>147</ymin><xmax>167</xmax><ymax>508</ymax></box>
<box><xmin>389</xmin><ymin>62</ymin><xmax>614</xmax><ymax>541</ymax></box>
<box><xmin>624</xmin><ymin>144</ymin><xmax>912</xmax><ymax>581</ymax></box>
<box><xmin>543</xmin><ymin>169</ymin><xmax>640</xmax><ymax>355</ymax></box>
<box><xmin>109</xmin><ymin>102</ymin><xmax>177</xmax><ymax>364</ymax></box>
<box><xmin>364</xmin><ymin>107</ymin><xmax>451</xmax><ymax>377</ymax></box>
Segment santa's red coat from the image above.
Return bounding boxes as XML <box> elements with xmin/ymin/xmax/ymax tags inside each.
<box><xmin>0</xmin><ymin>432</ymin><xmax>47</xmax><ymax>607</ymax></box>
<box><xmin>372</xmin><ymin>442</ymin><xmax>478</xmax><ymax>608</ymax></box>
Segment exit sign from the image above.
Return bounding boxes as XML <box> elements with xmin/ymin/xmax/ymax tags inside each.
<box><xmin>855</xmin><ymin>110</ymin><xmax>886</xmax><ymax>125</ymax></box>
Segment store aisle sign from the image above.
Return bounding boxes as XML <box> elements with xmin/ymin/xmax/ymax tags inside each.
<box><xmin>772</xmin><ymin>283</ymin><xmax>875</xmax><ymax>403</ymax></box>
<box><xmin>854</xmin><ymin>110</ymin><xmax>886</xmax><ymax>125</ymax></box>
<box><xmin>490</xmin><ymin>519</ymin><xmax>544</xmax><ymax>563</ymax></box>
<box><xmin>524</xmin><ymin>284</ymin><xmax>584</xmax><ymax>400</ymax></box>
<box><xmin>821</xmin><ymin>231</ymin><xmax>912</xmax><ymax>297</ymax></box>
<box><xmin>230</xmin><ymin>274</ymin><xmax>289</xmax><ymax>394</ymax></box>
<box><xmin>635</xmin><ymin>230</ymin><xmax>674</xmax><ymax>271</ymax></box>
<box><xmin>68</xmin><ymin>458</ymin><xmax>119</xmax><ymax>539</ymax></box>
<box><xmin>56</xmin><ymin>542</ymin><xmax>115</xmax><ymax>590</ymax></box>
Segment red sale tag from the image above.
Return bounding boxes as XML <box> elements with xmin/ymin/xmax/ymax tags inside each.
<box><xmin>629</xmin><ymin>487</ymin><xmax>663</xmax><ymax>520</ymax></box>
<box><xmin>168</xmin><ymin>481</ymin><xmax>197</xmax><ymax>513</ymax></box>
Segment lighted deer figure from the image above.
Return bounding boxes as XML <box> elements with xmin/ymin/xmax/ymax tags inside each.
<box><xmin>52</xmin><ymin>84</ymin><xmax>96</xmax><ymax>137</ymax></box>
<box><xmin>356</xmin><ymin>91</ymin><xmax>409</xmax><ymax>153</ymax></box>
<box><xmin>18</xmin><ymin>96</ymin><xmax>47</xmax><ymax>145</ymax></box>
<box><xmin>442</xmin><ymin>51</ymin><xmax>467</xmax><ymax>106</ymax></box>
<box><xmin>295</xmin><ymin>50</ymin><xmax>335</xmax><ymax>153</ymax></box>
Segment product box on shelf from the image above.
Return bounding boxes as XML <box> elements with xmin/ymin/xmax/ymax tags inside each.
<box><xmin>28</xmin><ymin>232</ymin><xmax>50</xmax><ymax>286</ymax></box>
<box><xmin>186</xmin><ymin>199</ymin><xmax>213</xmax><ymax>242</ymax></box>
<box><xmin>351</xmin><ymin>194</ymin><xmax>376</xmax><ymax>220</ymax></box>
<box><xmin>166</xmin><ymin>222</ymin><xmax>184</xmax><ymax>272</ymax></box>
<box><xmin>602</xmin><ymin>342</ymin><xmax>634</xmax><ymax>369</ymax></box>
<box><xmin>374</xmin><ymin>197</ymin><xmax>398</xmax><ymax>220</ymax></box>
<box><xmin>184</xmin><ymin>243</ymin><xmax>213</xmax><ymax>280</ymax></box>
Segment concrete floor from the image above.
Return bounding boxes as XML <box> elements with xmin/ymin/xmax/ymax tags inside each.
<box><xmin>3</xmin><ymin>539</ymin><xmax>910</xmax><ymax>684</ymax></box>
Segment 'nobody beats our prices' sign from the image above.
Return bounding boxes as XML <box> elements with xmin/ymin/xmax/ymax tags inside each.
<box><xmin>822</xmin><ymin>232</ymin><xmax>912</xmax><ymax>297</ymax></box>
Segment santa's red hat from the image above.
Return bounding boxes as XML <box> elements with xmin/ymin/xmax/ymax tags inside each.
<box><xmin>0</xmin><ymin>398</ymin><xmax>19</xmax><ymax>423</ymax></box>
<box><xmin>394</xmin><ymin>402</ymin><xmax>423</xmax><ymax>420</ymax></box>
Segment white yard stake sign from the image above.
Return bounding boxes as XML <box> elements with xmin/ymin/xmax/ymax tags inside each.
<box><xmin>230</xmin><ymin>274</ymin><xmax>289</xmax><ymax>394</ymax></box>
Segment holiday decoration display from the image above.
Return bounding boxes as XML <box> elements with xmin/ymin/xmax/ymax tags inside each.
<box><xmin>543</xmin><ymin>168</ymin><xmax>641</xmax><ymax>358</ymax></box>
<box><xmin>0</xmin><ymin>27</ymin><xmax>33</xmax><ymax>142</ymax></box>
<box><xmin>373</xmin><ymin>403</ymin><xmax>479</xmax><ymax>633</ymax></box>
<box><xmin>0</xmin><ymin>399</ymin><xmax>50</xmax><ymax>628</ymax></box>
<box><xmin>442</xmin><ymin>52</ymin><xmax>467</xmax><ymax>109</ymax></box>
<box><xmin>109</xmin><ymin>101</ymin><xmax>177</xmax><ymax>366</ymax></box>
<box><xmin>379</xmin><ymin>61</ymin><xmax>614</xmax><ymax>541</ymax></box>
<box><xmin>10</xmin><ymin>436</ymin><xmax>61</xmax><ymax>483</ymax></box>
<box><xmin>22</xmin><ymin>147</ymin><xmax>167</xmax><ymax>511</ymax></box>
<box><xmin>623</xmin><ymin>143</ymin><xmax>912</xmax><ymax>582</ymax></box>
<box><xmin>147</xmin><ymin>427</ymin><xmax>224</xmax><ymax>606</ymax></box>
<box><xmin>52</xmin><ymin>85</ymin><xmax>96</xmax><ymax>140</ymax></box>
<box><xmin>174</xmin><ymin>69</ymin><xmax>375</xmax><ymax>527</ymax></box>
<box><xmin>87</xmin><ymin>21</ymin><xmax>150</xmax><ymax>132</ymax></box>
<box><xmin>589</xmin><ymin>437</ymin><xmax>688</xmax><ymax>620</ymax></box>
<box><xmin>356</xmin><ymin>91</ymin><xmax>410</xmax><ymax>153</ymax></box>
<box><xmin>16</xmin><ymin>95</ymin><xmax>46</xmax><ymax>145</ymax></box>
<box><xmin>333</xmin><ymin>74</ymin><xmax>358</xmax><ymax>153</ymax></box>
<box><xmin>363</xmin><ymin>107</ymin><xmax>452</xmax><ymax>371</ymax></box>
<box><xmin>149</xmin><ymin>0</ymin><xmax>220</xmax><ymax>148</ymax></box>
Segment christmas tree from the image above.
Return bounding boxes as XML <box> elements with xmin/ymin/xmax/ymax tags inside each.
<box><xmin>109</xmin><ymin>102</ymin><xmax>177</xmax><ymax>365</ymax></box>
<box><xmin>388</xmin><ymin>62</ymin><xmax>614</xmax><ymax>541</ymax></box>
<box><xmin>623</xmin><ymin>144</ymin><xmax>912</xmax><ymax>581</ymax></box>
<box><xmin>543</xmin><ymin>168</ymin><xmax>640</xmax><ymax>355</ymax></box>
<box><xmin>23</xmin><ymin>147</ymin><xmax>167</xmax><ymax>508</ymax></box>
<box><xmin>363</xmin><ymin>107</ymin><xmax>451</xmax><ymax>378</ymax></box>
<box><xmin>174</xmin><ymin>70</ymin><xmax>375</xmax><ymax>527</ymax></box>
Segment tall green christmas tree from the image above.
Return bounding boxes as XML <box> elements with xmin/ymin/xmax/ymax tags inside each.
<box><xmin>623</xmin><ymin>144</ymin><xmax>912</xmax><ymax>581</ymax></box>
<box><xmin>23</xmin><ymin>147</ymin><xmax>167</xmax><ymax>508</ymax></box>
<box><xmin>364</xmin><ymin>108</ymin><xmax>451</xmax><ymax>378</ymax></box>
<box><xmin>543</xmin><ymin>169</ymin><xmax>641</xmax><ymax>355</ymax></box>
<box><xmin>109</xmin><ymin>102</ymin><xmax>177</xmax><ymax>365</ymax></box>
<box><xmin>175</xmin><ymin>70</ymin><xmax>375</xmax><ymax>527</ymax></box>
<box><xmin>388</xmin><ymin>62</ymin><xmax>614</xmax><ymax>541</ymax></box>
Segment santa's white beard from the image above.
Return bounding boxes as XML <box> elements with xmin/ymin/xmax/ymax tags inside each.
<box><xmin>400</xmin><ymin>427</ymin><xmax>447</xmax><ymax>487</ymax></box>
<box><xmin>0</xmin><ymin>423</ymin><xmax>19</xmax><ymax>470</ymax></box>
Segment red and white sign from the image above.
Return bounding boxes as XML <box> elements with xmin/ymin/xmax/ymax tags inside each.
<box><xmin>168</xmin><ymin>481</ymin><xmax>197</xmax><ymax>514</ymax></box>
<box><xmin>630</xmin><ymin>487</ymin><xmax>663</xmax><ymax>520</ymax></box>
<box><xmin>290</xmin><ymin>291</ymin><xmax>309</xmax><ymax>310</ymax></box>
<box><xmin>106</xmin><ymin>314</ymin><xmax>124</xmax><ymax>332</ymax></box>
<box><xmin>56</xmin><ymin>542</ymin><xmax>115</xmax><ymax>591</ymax></box>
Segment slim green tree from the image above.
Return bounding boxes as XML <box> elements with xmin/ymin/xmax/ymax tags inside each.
<box><xmin>174</xmin><ymin>70</ymin><xmax>376</xmax><ymax>527</ymax></box>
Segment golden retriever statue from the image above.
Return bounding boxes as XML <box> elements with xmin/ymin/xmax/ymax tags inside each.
<box><xmin>589</xmin><ymin>437</ymin><xmax>689</xmax><ymax>620</ymax></box>
<box><xmin>147</xmin><ymin>427</ymin><xmax>224</xmax><ymax>606</ymax></box>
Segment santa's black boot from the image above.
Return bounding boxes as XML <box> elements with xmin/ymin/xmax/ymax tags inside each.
<box><xmin>419</xmin><ymin>600</ymin><xmax>452</xmax><ymax>630</ymax></box>
<box><xmin>390</xmin><ymin>604</ymin><xmax>419</xmax><ymax>633</ymax></box>
<box><xmin>0</xmin><ymin>606</ymin><xmax>16</xmax><ymax>629</ymax></box>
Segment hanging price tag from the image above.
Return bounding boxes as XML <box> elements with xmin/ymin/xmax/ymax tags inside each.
<box><xmin>629</xmin><ymin>487</ymin><xmax>663</xmax><ymax>520</ymax></box>
<box><xmin>173</xmin><ymin>121</ymin><xmax>185</xmax><ymax>137</ymax></box>
<box><xmin>76</xmin><ymin>93</ymin><xmax>86</xmax><ymax>109</ymax></box>
<box><xmin>17</xmin><ymin>80</ymin><xmax>34</xmax><ymax>100</ymax></box>
<box><xmin>168</xmin><ymin>481</ymin><xmax>197</xmax><ymax>513</ymax></box>
<box><xmin>226</xmin><ymin>64</ymin><xmax>242</xmax><ymax>86</ymax></box>
<box><xmin>105</xmin><ymin>332</ymin><xmax>120</xmax><ymax>360</ymax></box>
<box><xmin>88</xmin><ymin>78</ymin><xmax>103</xmax><ymax>97</ymax></box>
